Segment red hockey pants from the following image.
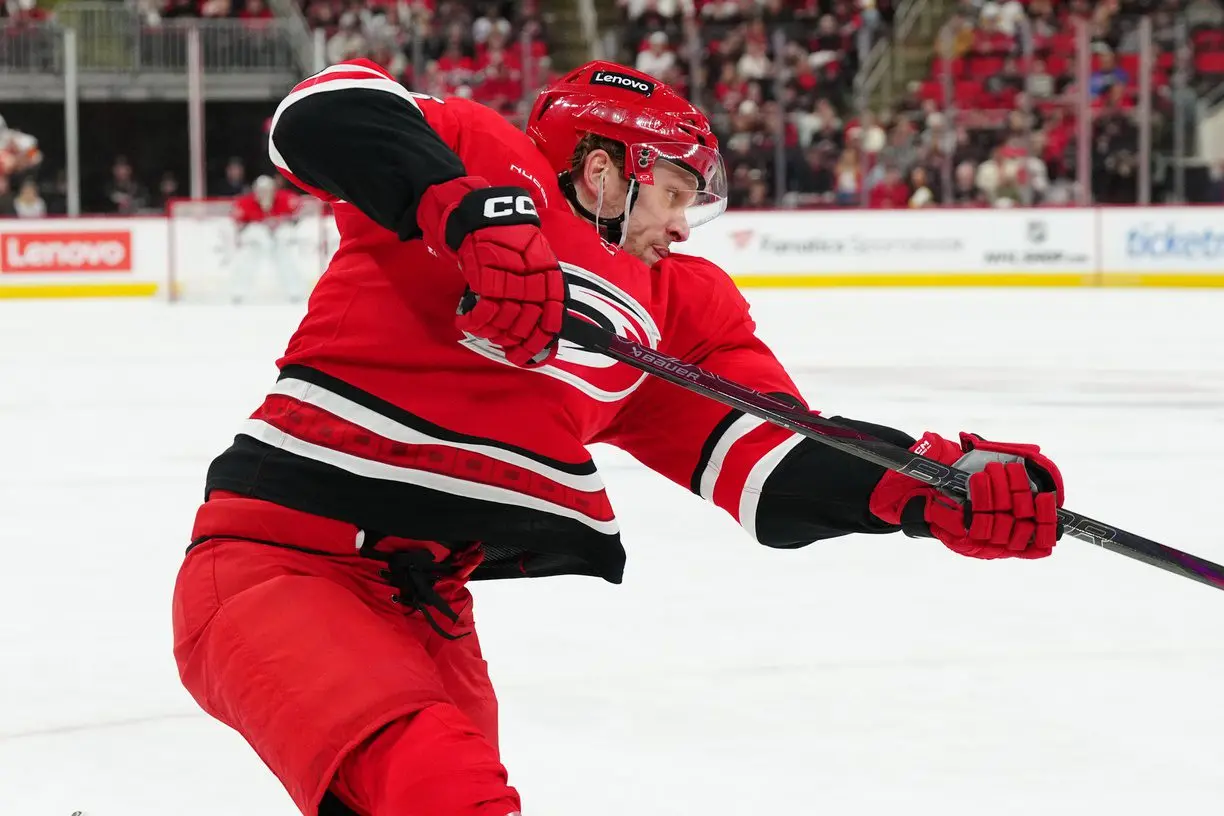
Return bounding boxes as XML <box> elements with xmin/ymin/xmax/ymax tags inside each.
<box><xmin>171</xmin><ymin>492</ymin><xmax>522</xmax><ymax>816</ymax></box>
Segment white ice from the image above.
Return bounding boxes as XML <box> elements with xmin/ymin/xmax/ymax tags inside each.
<box><xmin>3</xmin><ymin>289</ymin><xmax>1223</xmax><ymax>816</ymax></box>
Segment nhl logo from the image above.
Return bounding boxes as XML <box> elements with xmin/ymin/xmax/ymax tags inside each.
<box><xmin>1027</xmin><ymin>220</ymin><xmax>1048</xmax><ymax>244</ymax></box>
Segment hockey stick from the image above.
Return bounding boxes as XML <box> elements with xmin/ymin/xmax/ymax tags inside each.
<box><xmin>560</xmin><ymin>315</ymin><xmax>1224</xmax><ymax>593</ymax></box>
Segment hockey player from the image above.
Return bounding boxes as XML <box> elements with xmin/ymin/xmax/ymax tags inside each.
<box><xmin>172</xmin><ymin>60</ymin><xmax>1065</xmax><ymax>816</ymax></box>
<box><xmin>229</xmin><ymin>174</ymin><xmax>306</xmax><ymax>302</ymax></box>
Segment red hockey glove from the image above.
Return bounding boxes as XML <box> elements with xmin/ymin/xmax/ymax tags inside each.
<box><xmin>418</xmin><ymin>176</ymin><xmax>567</xmax><ymax>367</ymax></box>
<box><xmin>869</xmin><ymin>432</ymin><xmax>1065</xmax><ymax>559</ymax></box>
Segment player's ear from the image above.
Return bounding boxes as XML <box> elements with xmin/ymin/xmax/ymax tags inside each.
<box><xmin>582</xmin><ymin>149</ymin><xmax>611</xmax><ymax>194</ymax></box>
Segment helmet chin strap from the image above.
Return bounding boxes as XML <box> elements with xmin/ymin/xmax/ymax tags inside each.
<box><xmin>559</xmin><ymin>170</ymin><xmax>638</xmax><ymax>247</ymax></box>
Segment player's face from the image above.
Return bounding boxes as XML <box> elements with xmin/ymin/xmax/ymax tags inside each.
<box><xmin>622</xmin><ymin>159</ymin><xmax>695</xmax><ymax>265</ymax></box>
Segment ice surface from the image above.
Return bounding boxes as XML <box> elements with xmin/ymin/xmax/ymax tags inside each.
<box><xmin>3</xmin><ymin>290</ymin><xmax>1224</xmax><ymax>816</ymax></box>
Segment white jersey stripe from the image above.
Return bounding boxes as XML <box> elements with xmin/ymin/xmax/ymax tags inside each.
<box><xmin>737</xmin><ymin>434</ymin><xmax>805</xmax><ymax>543</ymax></box>
<box><xmin>238</xmin><ymin>418</ymin><xmax>621</xmax><ymax>536</ymax></box>
<box><xmin>698</xmin><ymin>414</ymin><xmax>766</xmax><ymax>501</ymax></box>
<box><xmin>268</xmin><ymin>72</ymin><xmax>418</xmax><ymax>177</ymax></box>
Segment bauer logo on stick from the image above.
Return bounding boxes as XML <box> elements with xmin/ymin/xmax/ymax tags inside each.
<box><xmin>589</xmin><ymin>70</ymin><xmax>655</xmax><ymax>96</ymax></box>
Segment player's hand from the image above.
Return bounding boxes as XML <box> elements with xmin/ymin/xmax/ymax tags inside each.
<box><xmin>869</xmin><ymin>432</ymin><xmax>1065</xmax><ymax>559</ymax></box>
<box><xmin>418</xmin><ymin>176</ymin><xmax>566</xmax><ymax>367</ymax></box>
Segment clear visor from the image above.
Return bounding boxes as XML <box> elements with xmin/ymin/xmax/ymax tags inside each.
<box><xmin>627</xmin><ymin>141</ymin><xmax>728</xmax><ymax>229</ymax></box>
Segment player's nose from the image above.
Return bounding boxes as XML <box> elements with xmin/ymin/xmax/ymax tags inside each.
<box><xmin>667</xmin><ymin>215</ymin><xmax>690</xmax><ymax>243</ymax></box>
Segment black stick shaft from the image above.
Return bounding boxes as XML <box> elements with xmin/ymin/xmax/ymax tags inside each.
<box><xmin>561</xmin><ymin>315</ymin><xmax>1224</xmax><ymax>592</ymax></box>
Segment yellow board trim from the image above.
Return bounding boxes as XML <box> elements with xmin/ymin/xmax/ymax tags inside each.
<box><xmin>730</xmin><ymin>273</ymin><xmax>1097</xmax><ymax>288</ymax></box>
<box><xmin>0</xmin><ymin>282</ymin><xmax>159</xmax><ymax>299</ymax></box>
<box><xmin>1097</xmin><ymin>273</ymin><xmax>1224</xmax><ymax>288</ymax></box>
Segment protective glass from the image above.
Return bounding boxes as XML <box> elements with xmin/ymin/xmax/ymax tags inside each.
<box><xmin>627</xmin><ymin>141</ymin><xmax>728</xmax><ymax>228</ymax></box>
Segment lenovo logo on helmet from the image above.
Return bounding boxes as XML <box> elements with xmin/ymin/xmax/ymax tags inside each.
<box><xmin>590</xmin><ymin>70</ymin><xmax>655</xmax><ymax>97</ymax></box>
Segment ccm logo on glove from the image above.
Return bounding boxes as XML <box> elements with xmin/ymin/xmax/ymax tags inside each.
<box><xmin>483</xmin><ymin>195</ymin><xmax>538</xmax><ymax>219</ymax></box>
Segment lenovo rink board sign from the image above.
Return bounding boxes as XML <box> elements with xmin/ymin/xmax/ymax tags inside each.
<box><xmin>1100</xmin><ymin>207</ymin><xmax>1224</xmax><ymax>282</ymax></box>
<box><xmin>1</xmin><ymin>230</ymin><xmax>132</xmax><ymax>273</ymax></box>
<box><xmin>686</xmin><ymin>209</ymin><xmax>1097</xmax><ymax>284</ymax></box>
<box><xmin>0</xmin><ymin>219</ymin><xmax>164</xmax><ymax>297</ymax></box>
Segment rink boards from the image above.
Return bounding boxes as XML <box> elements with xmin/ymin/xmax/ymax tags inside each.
<box><xmin>2</xmin><ymin>205</ymin><xmax>1223</xmax><ymax>298</ymax></box>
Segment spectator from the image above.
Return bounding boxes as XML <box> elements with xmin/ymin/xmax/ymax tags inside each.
<box><xmin>217</xmin><ymin>157</ymin><xmax>248</xmax><ymax>197</ymax></box>
<box><xmin>737</xmin><ymin>39</ymin><xmax>772</xmax><ymax>80</ymax></box>
<box><xmin>920</xmin><ymin>111</ymin><xmax>957</xmax><ymax>155</ymax></box>
<box><xmin>636</xmin><ymin>31</ymin><xmax>676</xmax><ymax>78</ymax></box>
<box><xmin>950</xmin><ymin>160</ymin><xmax>987</xmax><ymax>205</ymax></box>
<box><xmin>908</xmin><ymin>166</ymin><xmax>936</xmax><ymax>207</ymax></box>
<box><xmin>1026</xmin><ymin>0</ymin><xmax>1060</xmax><ymax>39</ymax></box>
<box><xmin>848</xmin><ymin>110</ymin><xmax>887</xmax><ymax>155</ymax></box>
<box><xmin>1090</xmin><ymin>49</ymin><xmax>1130</xmax><ymax>98</ymax></box>
<box><xmin>13</xmin><ymin>177</ymin><xmax>45</xmax><ymax>218</ymax></box>
<box><xmin>623</xmin><ymin>0</ymin><xmax>693</xmax><ymax>19</ymax></box>
<box><xmin>105</xmin><ymin>156</ymin><xmax>149</xmax><ymax>214</ymax></box>
<box><xmin>0</xmin><ymin>114</ymin><xmax>42</xmax><ymax>182</ymax></box>
<box><xmin>1185</xmin><ymin>0</ymin><xmax>1224</xmax><ymax>28</ymax></box>
<box><xmin>869</xmin><ymin>163</ymin><xmax>911</xmax><ymax>208</ymax></box>
<box><xmin>241</xmin><ymin>0</ymin><xmax>274</xmax><ymax>20</ymax></box>
<box><xmin>974</xmin><ymin>146</ymin><xmax>1008</xmax><ymax>202</ymax></box>
<box><xmin>155</xmin><ymin>171</ymin><xmax>181</xmax><ymax>210</ymax></box>
<box><xmin>743</xmin><ymin>177</ymin><xmax>772</xmax><ymax>209</ymax></box>
<box><xmin>0</xmin><ymin>175</ymin><xmax>15</xmax><ymax>216</ymax></box>
<box><xmin>199</xmin><ymin>0</ymin><xmax>232</xmax><ymax>18</ymax></box>
<box><xmin>984</xmin><ymin>55</ymin><xmax>1025</xmax><ymax>100</ymax></box>
<box><xmin>812</xmin><ymin>14</ymin><xmax>845</xmax><ymax>56</ymax></box>
<box><xmin>161</xmin><ymin>0</ymin><xmax>201</xmax><ymax>18</ymax></box>
<box><xmin>327</xmin><ymin>13</ymin><xmax>368</xmax><ymax>64</ymax></box>
<box><xmin>1026</xmin><ymin>60</ymin><xmax>1056</xmax><ymax>99</ymax></box>
<box><xmin>833</xmin><ymin>146</ymin><xmax>862</xmax><ymax>205</ymax></box>
<box><xmin>788</xmin><ymin>144</ymin><xmax>836</xmax><ymax>198</ymax></box>
<box><xmin>937</xmin><ymin>14</ymin><xmax>977</xmax><ymax>59</ymax></box>
<box><xmin>972</xmin><ymin>5</ymin><xmax>1014</xmax><ymax>54</ymax></box>
<box><xmin>984</xmin><ymin>0</ymin><xmax>1028</xmax><ymax>37</ymax></box>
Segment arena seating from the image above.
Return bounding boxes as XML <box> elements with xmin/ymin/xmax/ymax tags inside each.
<box><xmin>621</xmin><ymin>0</ymin><xmax>1221</xmax><ymax>207</ymax></box>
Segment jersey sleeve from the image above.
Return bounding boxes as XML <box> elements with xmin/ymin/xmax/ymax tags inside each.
<box><xmin>232</xmin><ymin>196</ymin><xmax>254</xmax><ymax>224</ymax></box>
<box><xmin>596</xmin><ymin>255</ymin><xmax>911</xmax><ymax>548</ymax></box>
<box><xmin>266</xmin><ymin>59</ymin><xmax>467</xmax><ymax>240</ymax></box>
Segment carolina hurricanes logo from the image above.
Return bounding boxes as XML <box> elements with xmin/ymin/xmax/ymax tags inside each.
<box><xmin>458</xmin><ymin>262</ymin><xmax>661</xmax><ymax>403</ymax></box>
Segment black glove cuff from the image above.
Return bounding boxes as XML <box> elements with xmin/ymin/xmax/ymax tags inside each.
<box><xmin>900</xmin><ymin>497</ymin><xmax>935</xmax><ymax>540</ymax></box>
<box><xmin>445</xmin><ymin>186</ymin><xmax>541</xmax><ymax>251</ymax></box>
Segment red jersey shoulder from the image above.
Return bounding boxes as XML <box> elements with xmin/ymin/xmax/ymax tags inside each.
<box><xmin>651</xmin><ymin>251</ymin><xmax>754</xmax><ymax>359</ymax></box>
<box><xmin>425</xmin><ymin>96</ymin><xmax>564</xmax><ymax>213</ymax></box>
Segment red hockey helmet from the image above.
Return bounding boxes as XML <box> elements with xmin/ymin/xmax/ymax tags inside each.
<box><xmin>526</xmin><ymin>61</ymin><xmax>727</xmax><ymax>228</ymax></box>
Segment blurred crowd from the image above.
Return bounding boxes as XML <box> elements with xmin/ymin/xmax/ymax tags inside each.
<box><xmin>616</xmin><ymin>0</ymin><xmax>1223</xmax><ymax>208</ymax></box>
<box><xmin>300</xmin><ymin>0</ymin><xmax>556</xmax><ymax>119</ymax></box>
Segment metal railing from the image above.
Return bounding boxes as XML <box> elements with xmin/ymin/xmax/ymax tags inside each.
<box><xmin>0</xmin><ymin>6</ymin><xmax>303</xmax><ymax>75</ymax></box>
<box><xmin>860</xmin><ymin>0</ymin><xmax>933</xmax><ymax>108</ymax></box>
<box><xmin>263</xmin><ymin>0</ymin><xmax>319</xmax><ymax>74</ymax></box>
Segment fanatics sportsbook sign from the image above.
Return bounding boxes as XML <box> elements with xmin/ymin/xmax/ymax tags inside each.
<box><xmin>681</xmin><ymin>209</ymin><xmax>1098</xmax><ymax>285</ymax></box>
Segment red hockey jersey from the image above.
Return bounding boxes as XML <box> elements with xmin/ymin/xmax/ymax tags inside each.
<box><xmin>205</xmin><ymin>60</ymin><xmax>902</xmax><ymax>582</ymax></box>
<box><xmin>232</xmin><ymin>188</ymin><xmax>300</xmax><ymax>224</ymax></box>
